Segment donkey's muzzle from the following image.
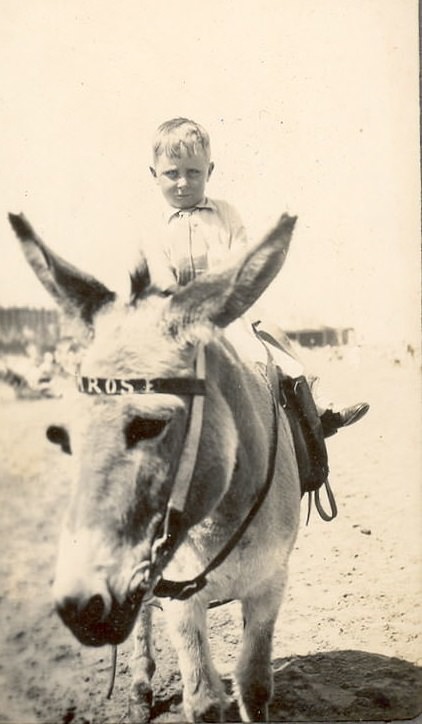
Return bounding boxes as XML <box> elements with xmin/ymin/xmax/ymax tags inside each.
<box><xmin>55</xmin><ymin>588</ymin><xmax>144</xmax><ymax>647</ymax></box>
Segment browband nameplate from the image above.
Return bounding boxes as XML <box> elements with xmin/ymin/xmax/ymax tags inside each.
<box><xmin>76</xmin><ymin>376</ymin><xmax>206</xmax><ymax>396</ymax></box>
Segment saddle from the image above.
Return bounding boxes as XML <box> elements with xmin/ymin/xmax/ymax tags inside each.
<box><xmin>279</xmin><ymin>374</ymin><xmax>337</xmax><ymax>521</ymax></box>
<box><xmin>253</xmin><ymin>324</ymin><xmax>337</xmax><ymax>521</ymax></box>
<box><xmin>279</xmin><ymin>375</ymin><xmax>328</xmax><ymax>494</ymax></box>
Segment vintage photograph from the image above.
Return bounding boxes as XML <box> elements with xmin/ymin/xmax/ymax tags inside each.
<box><xmin>0</xmin><ymin>1</ymin><xmax>420</xmax><ymax>722</ymax></box>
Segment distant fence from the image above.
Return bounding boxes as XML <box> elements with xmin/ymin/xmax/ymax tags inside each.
<box><xmin>0</xmin><ymin>307</ymin><xmax>355</xmax><ymax>354</ymax></box>
<box><xmin>0</xmin><ymin>307</ymin><xmax>60</xmax><ymax>353</ymax></box>
<box><xmin>286</xmin><ymin>327</ymin><xmax>355</xmax><ymax>347</ymax></box>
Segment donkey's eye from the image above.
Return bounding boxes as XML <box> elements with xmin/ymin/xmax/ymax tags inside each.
<box><xmin>125</xmin><ymin>417</ymin><xmax>167</xmax><ymax>448</ymax></box>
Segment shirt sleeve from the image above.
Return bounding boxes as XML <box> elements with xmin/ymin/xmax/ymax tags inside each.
<box><xmin>226</xmin><ymin>203</ymin><xmax>249</xmax><ymax>254</ymax></box>
<box><xmin>129</xmin><ymin>238</ymin><xmax>177</xmax><ymax>292</ymax></box>
<box><xmin>145</xmin><ymin>242</ymin><xmax>177</xmax><ymax>291</ymax></box>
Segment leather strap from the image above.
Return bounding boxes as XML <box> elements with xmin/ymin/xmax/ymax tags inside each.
<box><xmin>169</xmin><ymin>346</ymin><xmax>206</xmax><ymax>512</ymax></box>
<box><xmin>314</xmin><ymin>479</ymin><xmax>338</xmax><ymax>521</ymax></box>
<box><xmin>76</xmin><ymin>375</ymin><xmax>206</xmax><ymax>396</ymax></box>
<box><xmin>154</xmin><ymin>339</ymin><xmax>280</xmax><ymax>601</ymax></box>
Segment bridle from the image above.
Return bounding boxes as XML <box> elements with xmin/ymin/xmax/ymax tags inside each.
<box><xmin>78</xmin><ymin>342</ymin><xmax>280</xmax><ymax>702</ymax></box>
<box><xmin>153</xmin><ymin>348</ymin><xmax>279</xmax><ymax>601</ymax></box>
<box><xmin>76</xmin><ymin>342</ymin><xmax>280</xmax><ymax>603</ymax></box>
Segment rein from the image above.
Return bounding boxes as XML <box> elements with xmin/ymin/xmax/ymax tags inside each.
<box><xmin>153</xmin><ymin>387</ymin><xmax>279</xmax><ymax>600</ymax></box>
<box><xmin>153</xmin><ymin>344</ymin><xmax>280</xmax><ymax>601</ymax></box>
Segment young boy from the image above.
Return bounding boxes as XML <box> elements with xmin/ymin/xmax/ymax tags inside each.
<box><xmin>144</xmin><ymin>117</ymin><xmax>369</xmax><ymax>435</ymax></box>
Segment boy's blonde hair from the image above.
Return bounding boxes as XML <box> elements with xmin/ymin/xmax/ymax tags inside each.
<box><xmin>152</xmin><ymin>118</ymin><xmax>211</xmax><ymax>162</ymax></box>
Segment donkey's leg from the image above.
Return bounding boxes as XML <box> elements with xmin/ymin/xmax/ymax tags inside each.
<box><xmin>128</xmin><ymin>603</ymin><xmax>156</xmax><ymax>723</ymax></box>
<box><xmin>164</xmin><ymin>598</ymin><xmax>228</xmax><ymax>722</ymax></box>
<box><xmin>234</xmin><ymin>579</ymin><xmax>285</xmax><ymax>722</ymax></box>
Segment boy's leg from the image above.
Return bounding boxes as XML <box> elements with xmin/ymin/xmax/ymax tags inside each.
<box><xmin>254</xmin><ymin>323</ymin><xmax>369</xmax><ymax>436</ymax></box>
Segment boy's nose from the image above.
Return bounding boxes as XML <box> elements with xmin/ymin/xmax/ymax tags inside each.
<box><xmin>176</xmin><ymin>176</ymin><xmax>188</xmax><ymax>188</ymax></box>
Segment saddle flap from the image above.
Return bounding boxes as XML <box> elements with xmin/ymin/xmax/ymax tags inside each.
<box><xmin>281</xmin><ymin>376</ymin><xmax>329</xmax><ymax>496</ymax></box>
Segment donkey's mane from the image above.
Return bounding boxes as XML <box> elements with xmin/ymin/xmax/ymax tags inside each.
<box><xmin>127</xmin><ymin>276</ymin><xmax>218</xmax><ymax>350</ymax></box>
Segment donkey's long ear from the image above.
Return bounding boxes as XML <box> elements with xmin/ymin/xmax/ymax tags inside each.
<box><xmin>9</xmin><ymin>214</ymin><xmax>116</xmax><ymax>324</ymax></box>
<box><xmin>129</xmin><ymin>250</ymin><xmax>151</xmax><ymax>304</ymax></box>
<box><xmin>170</xmin><ymin>213</ymin><xmax>297</xmax><ymax>329</ymax></box>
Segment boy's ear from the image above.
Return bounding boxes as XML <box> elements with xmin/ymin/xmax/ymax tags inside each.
<box><xmin>149</xmin><ymin>166</ymin><xmax>157</xmax><ymax>179</ymax></box>
<box><xmin>207</xmin><ymin>162</ymin><xmax>215</xmax><ymax>180</ymax></box>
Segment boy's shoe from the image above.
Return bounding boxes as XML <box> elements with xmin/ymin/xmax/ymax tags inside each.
<box><xmin>337</xmin><ymin>402</ymin><xmax>370</xmax><ymax>427</ymax></box>
<box><xmin>320</xmin><ymin>403</ymin><xmax>369</xmax><ymax>437</ymax></box>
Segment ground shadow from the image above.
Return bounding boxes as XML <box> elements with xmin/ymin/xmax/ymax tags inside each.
<box><xmin>151</xmin><ymin>649</ymin><xmax>421</xmax><ymax>722</ymax></box>
<box><xmin>269</xmin><ymin>650</ymin><xmax>422</xmax><ymax>722</ymax></box>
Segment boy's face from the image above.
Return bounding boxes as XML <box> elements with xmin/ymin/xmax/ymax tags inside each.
<box><xmin>150</xmin><ymin>149</ymin><xmax>214</xmax><ymax>209</ymax></box>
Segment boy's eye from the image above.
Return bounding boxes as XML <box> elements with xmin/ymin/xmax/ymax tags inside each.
<box><xmin>164</xmin><ymin>170</ymin><xmax>178</xmax><ymax>180</ymax></box>
<box><xmin>187</xmin><ymin>169</ymin><xmax>200</xmax><ymax>178</ymax></box>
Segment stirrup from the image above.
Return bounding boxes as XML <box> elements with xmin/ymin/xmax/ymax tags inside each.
<box><xmin>306</xmin><ymin>478</ymin><xmax>338</xmax><ymax>524</ymax></box>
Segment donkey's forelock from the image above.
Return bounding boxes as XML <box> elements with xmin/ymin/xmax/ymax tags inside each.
<box><xmin>127</xmin><ymin>258</ymin><xmax>216</xmax><ymax>348</ymax></box>
<box><xmin>84</xmin><ymin>293</ymin><xmax>209</xmax><ymax>379</ymax></box>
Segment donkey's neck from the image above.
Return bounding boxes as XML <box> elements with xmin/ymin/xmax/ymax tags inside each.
<box><xmin>207</xmin><ymin>327</ymin><xmax>276</xmax><ymax>506</ymax></box>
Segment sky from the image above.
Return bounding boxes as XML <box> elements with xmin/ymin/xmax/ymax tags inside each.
<box><xmin>0</xmin><ymin>0</ymin><xmax>420</xmax><ymax>345</ymax></box>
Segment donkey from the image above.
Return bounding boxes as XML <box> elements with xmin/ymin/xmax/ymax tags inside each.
<box><xmin>9</xmin><ymin>211</ymin><xmax>301</xmax><ymax>723</ymax></box>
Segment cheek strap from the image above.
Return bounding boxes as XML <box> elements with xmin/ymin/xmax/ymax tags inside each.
<box><xmin>151</xmin><ymin>345</ymin><xmax>207</xmax><ymax>569</ymax></box>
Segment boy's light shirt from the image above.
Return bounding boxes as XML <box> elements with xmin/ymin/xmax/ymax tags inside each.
<box><xmin>128</xmin><ymin>196</ymin><xmax>303</xmax><ymax>378</ymax></box>
<box><xmin>142</xmin><ymin>197</ymin><xmax>248</xmax><ymax>290</ymax></box>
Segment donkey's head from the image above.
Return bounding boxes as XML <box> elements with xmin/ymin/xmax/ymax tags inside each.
<box><xmin>9</xmin><ymin>211</ymin><xmax>296</xmax><ymax>646</ymax></box>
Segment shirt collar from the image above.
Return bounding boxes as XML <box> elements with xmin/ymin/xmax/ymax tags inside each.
<box><xmin>163</xmin><ymin>197</ymin><xmax>216</xmax><ymax>223</ymax></box>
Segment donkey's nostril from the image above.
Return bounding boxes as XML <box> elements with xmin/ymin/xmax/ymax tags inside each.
<box><xmin>56</xmin><ymin>596</ymin><xmax>79</xmax><ymax>626</ymax></box>
<box><xmin>56</xmin><ymin>593</ymin><xmax>106</xmax><ymax>628</ymax></box>
<box><xmin>84</xmin><ymin>594</ymin><xmax>106</xmax><ymax>624</ymax></box>
<box><xmin>55</xmin><ymin>586</ymin><xmax>142</xmax><ymax>647</ymax></box>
